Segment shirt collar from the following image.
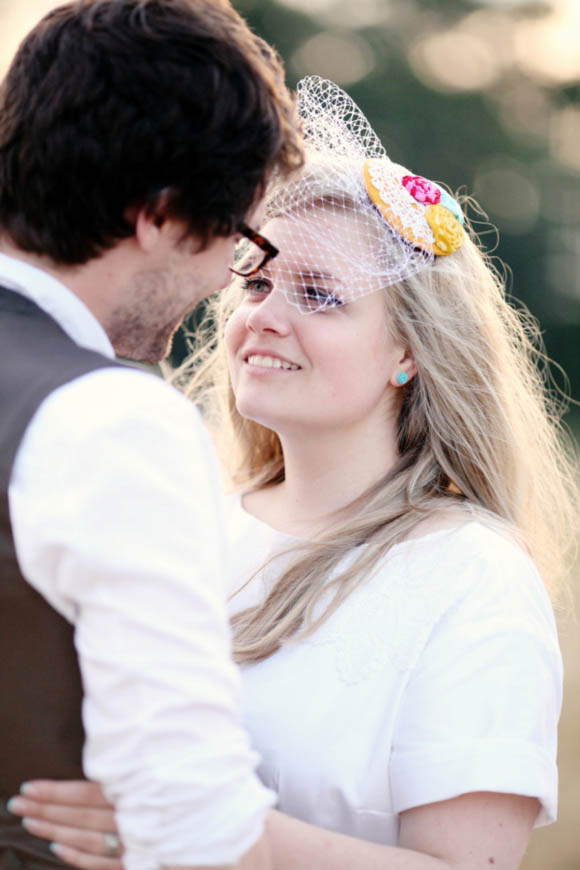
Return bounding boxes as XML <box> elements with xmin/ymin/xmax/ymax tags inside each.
<box><xmin>0</xmin><ymin>252</ymin><xmax>115</xmax><ymax>359</ymax></box>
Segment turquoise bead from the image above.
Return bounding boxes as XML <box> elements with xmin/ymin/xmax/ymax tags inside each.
<box><xmin>438</xmin><ymin>189</ymin><xmax>465</xmax><ymax>225</ymax></box>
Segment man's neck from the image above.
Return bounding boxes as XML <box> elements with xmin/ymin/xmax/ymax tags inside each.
<box><xmin>0</xmin><ymin>239</ymin><xmax>128</xmax><ymax>330</ymax></box>
<box><xmin>0</xmin><ymin>240</ymin><xmax>80</xmax><ymax>290</ymax></box>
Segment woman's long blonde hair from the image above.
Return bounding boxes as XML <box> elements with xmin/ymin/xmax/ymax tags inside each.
<box><xmin>172</xmin><ymin>161</ymin><xmax>579</xmax><ymax>664</ymax></box>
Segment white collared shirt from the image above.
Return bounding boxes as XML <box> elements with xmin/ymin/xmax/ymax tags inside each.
<box><xmin>3</xmin><ymin>254</ymin><xmax>274</xmax><ymax>870</ymax></box>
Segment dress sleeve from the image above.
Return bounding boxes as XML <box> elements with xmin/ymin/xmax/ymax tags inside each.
<box><xmin>389</xmin><ymin>527</ymin><xmax>562</xmax><ymax>825</ymax></box>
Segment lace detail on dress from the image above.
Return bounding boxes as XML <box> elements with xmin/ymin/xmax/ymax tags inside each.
<box><xmin>305</xmin><ymin>529</ymin><xmax>473</xmax><ymax>685</ymax></box>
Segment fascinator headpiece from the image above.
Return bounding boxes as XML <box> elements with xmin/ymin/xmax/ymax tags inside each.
<box><xmin>239</xmin><ymin>77</ymin><xmax>466</xmax><ymax>313</ymax></box>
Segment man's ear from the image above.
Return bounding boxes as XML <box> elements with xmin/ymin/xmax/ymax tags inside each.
<box><xmin>133</xmin><ymin>189</ymin><xmax>174</xmax><ymax>252</ymax></box>
<box><xmin>134</xmin><ymin>207</ymin><xmax>164</xmax><ymax>253</ymax></box>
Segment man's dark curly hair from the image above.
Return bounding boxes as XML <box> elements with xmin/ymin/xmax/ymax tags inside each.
<box><xmin>0</xmin><ymin>0</ymin><xmax>303</xmax><ymax>264</ymax></box>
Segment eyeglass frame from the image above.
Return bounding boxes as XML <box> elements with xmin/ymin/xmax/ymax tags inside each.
<box><xmin>229</xmin><ymin>221</ymin><xmax>279</xmax><ymax>278</ymax></box>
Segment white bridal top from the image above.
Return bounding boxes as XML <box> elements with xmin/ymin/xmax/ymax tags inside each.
<box><xmin>226</xmin><ymin>495</ymin><xmax>562</xmax><ymax>844</ymax></box>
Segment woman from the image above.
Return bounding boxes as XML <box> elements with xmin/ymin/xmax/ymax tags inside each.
<box><xmin>8</xmin><ymin>78</ymin><xmax>578</xmax><ymax>869</ymax></box>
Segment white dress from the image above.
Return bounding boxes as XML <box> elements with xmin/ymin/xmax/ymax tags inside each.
<box><xmin>225</xmin><ymin>495</ymin><xmax>562</xmax><ymax>845</ymax></box>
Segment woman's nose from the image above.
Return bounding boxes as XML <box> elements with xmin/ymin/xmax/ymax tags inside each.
<box><xmin>245</xmin><ymin>286</ymin><xmax>292</xmax><ymax>335</ymax></box>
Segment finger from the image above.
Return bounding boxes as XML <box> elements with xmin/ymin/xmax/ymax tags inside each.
<box><xmin>7</xmin><ymin>797</ymin><xmax>116</xmax><ymax>832</ymax></box>
<box><xmin>22</xmin><ymin>818</ymin><xmax>123</xmax><ymax>859</ymax></box>
<box><xmin>49</xmin><ymin>841</ymin><xmax>123</xmax><ymax>870</ymax></box>
<box><xmin>21</xmin><ymin>781</ymin><xmax>111</xmax><ymax>808</ymax></box>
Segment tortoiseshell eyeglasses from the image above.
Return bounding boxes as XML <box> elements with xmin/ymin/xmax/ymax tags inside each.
<box><xmin>229</xmin><ymin>221</ymin><xmax>279</xmax><ymax>278</ymax></box>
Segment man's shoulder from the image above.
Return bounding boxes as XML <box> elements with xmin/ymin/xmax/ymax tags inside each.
<box><xmin>0</xmin><ymin>283</ymin><xmax>124</xmax><ymax>395</ymax></box>
<box><xmin>46</xmin><ymin>365</ymin><xmax>204</xmax><ymax>435</ymax></box>
<box><xmin>14</xmin><ymin>365</ymin><xmax>219</xmax><ymax>504</ymax></box>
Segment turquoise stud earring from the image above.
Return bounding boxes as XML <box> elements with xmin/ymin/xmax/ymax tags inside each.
<box><xmin>396</xmin><ymin>372</ymin><xmax>409</xmax><ymax>386</ymax></box>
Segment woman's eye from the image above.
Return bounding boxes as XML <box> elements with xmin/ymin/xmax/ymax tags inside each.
<box><xmin>302</xmin><ymin>286</ymin><xmax>343</xmax><ymax>311</ymax></box>
<box><xmin>242</xmin><ymin>277</ymin><xmax>271</xmax><ymax>296</ymax></box>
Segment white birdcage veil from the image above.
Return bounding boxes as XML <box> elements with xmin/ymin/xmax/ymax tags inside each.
<box><xmin>235</xmin><ymin>76</ymin><xmax>465</xmax><ymax>314</ymax></box>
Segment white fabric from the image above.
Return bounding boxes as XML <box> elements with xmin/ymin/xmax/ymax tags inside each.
<box><xmin>226</xmin><ymin>495</ymin><xmax>562</xmax><ymax>844</ymax></box>
<box><xmin>4</xmin><ymin>253</ymin><xmax>274</xmax><ymax>870</ymax></box>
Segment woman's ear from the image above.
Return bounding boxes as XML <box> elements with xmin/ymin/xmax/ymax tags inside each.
<box><xmin>390</xmin><ymin>348</ymin><xmax>417</xmax><ymax>387</ymax></box>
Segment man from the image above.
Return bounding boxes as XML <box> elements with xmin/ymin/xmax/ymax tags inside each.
<box><xmin>0</xmin><ymin>1</ymin><xmax>302</xmax><ymax>868</ymax></box>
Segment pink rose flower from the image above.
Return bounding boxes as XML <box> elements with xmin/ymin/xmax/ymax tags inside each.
<box><xmin>401</xmin><ymin>175</ymin><xmax>441</xmax><ymax>205</ymax></box>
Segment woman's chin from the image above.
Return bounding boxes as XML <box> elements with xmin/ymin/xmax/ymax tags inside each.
<box><xmin>235</xmin><ymin>399</ymin><xmax>284</xmax><ymax>433</ymax></box>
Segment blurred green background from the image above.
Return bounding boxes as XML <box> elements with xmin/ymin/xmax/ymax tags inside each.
<box><xmin>1</xmin><ymin>0</ymin><xmax>578</xmax><ymax>867</ymax></box>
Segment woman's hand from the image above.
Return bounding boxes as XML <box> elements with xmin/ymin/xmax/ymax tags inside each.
<box><xmin>8</xmin><ymin>780</ymin><xmax>122</xmax><ymax>870</ymax></box>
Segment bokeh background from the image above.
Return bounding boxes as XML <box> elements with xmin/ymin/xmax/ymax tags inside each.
<box><xmin>1</xmin><ymin>0</ymin><xmax>578</xmax><ymax>867</ymax></box>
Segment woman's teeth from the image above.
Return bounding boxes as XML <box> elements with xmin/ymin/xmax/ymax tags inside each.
<box><xmin>247</xmin><ymin>354</ymin><xmax>300</xmax><ymax>371</ymax></box>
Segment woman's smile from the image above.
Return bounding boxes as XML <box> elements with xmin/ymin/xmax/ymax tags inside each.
<box><xmin>244</xmin><ymin>353</ymin><xmax>301</xmax><ymax>372</ymax></box>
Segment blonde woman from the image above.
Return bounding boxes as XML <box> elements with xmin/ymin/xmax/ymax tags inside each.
<box><xmin>8</xmin><ymin>78</ymin><xmax>578</xmax><ymax>870</ymax></box>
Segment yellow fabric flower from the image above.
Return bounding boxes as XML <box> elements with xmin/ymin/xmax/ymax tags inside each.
<box><xmin>425</xmin><ymin>204</ymin><xmax>465</xmax><ymax>255</ymax></box>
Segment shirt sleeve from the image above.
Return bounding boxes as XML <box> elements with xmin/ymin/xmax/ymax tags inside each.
<box><xmin>389</xmin><ymin>528</ymin><xmax>562</xmax><ymax>826</ymax></box>
<box><xmin>9</xmin><ymin>367</ymin><xmax>274</xmax><ymax>870</ymax></box>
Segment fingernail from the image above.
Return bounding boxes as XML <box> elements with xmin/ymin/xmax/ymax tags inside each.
<box><xmin>6</xmin><ymin>797</ymin><xmax>25</xmax><ymax>814</ymax></box>
<box><xmin>22</xmin><ymin>818</ymin><xmax>41</xmax><ymax>833</ymax></box>
<box><xmin>20</xmin><ymin>783</ymin><xmax>37</xmax><ymax>797</ymax></box>
<box><xmin>49</xmin><ymin>844</ymin><xmax>64</xmax><ymax>858</ymax></box>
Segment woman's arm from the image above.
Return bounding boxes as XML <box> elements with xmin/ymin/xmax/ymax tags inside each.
<box><xmin>266</xmin><ymin>792</ymin><xmax>538</xmax><ymax>870</ymax></box>
<box><xmin>9</xmin><ymin>781</ymin><xmax>271</xmax><ymax>870</ymax></box>
<box><xmin>9</xmin><ymin>782</ymin><xmax>537</xmax><ymax>870</ymax></box>
<box><xmin>8</xmin><ymin>781</ymin><xmax>121</xmax><ymax>870</ymax></box>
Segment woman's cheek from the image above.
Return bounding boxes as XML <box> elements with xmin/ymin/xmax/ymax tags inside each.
<box><xmin>224</xmin><ymin>310</ymin><xmax>243</xmax><ymax>356</ymax></box>
<box><xmin>224</xmin><ymin>310</ymin><xmax>248</xmax><ymax>385</ymax></box>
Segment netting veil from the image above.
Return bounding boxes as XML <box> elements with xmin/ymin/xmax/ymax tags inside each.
<box><xmin>237</xmin><ymin>76</ymin><xmax>466</xmax><ymax>313</ymax></box>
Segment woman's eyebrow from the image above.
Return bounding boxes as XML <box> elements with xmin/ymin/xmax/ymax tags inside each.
<box><xmin>235</xmin><ymin>253</ymin><xmax>261</xmax><ymax>272</ymax></box>
<box><xmin>297</xmin><ymin>269</ymin><xmax>344</xmax><ymax>283</ymax></box>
